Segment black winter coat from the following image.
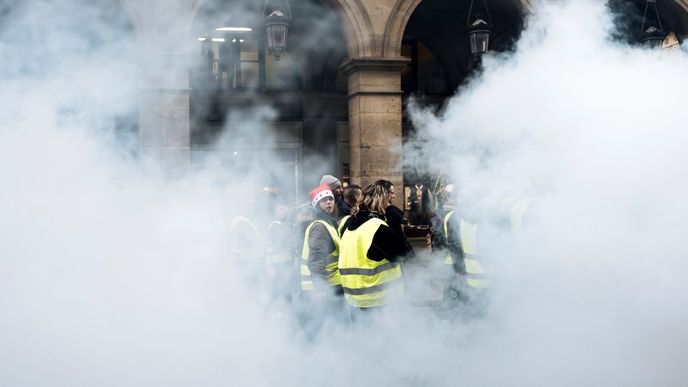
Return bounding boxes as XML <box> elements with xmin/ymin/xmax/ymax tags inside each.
<box><xmin>341</xmin><ymin>208</ymin><xmax>409</xmax><ymax>262</ymax></box>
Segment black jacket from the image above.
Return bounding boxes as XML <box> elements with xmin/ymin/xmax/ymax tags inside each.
<box><xmin>384</xmin><ymin>205</ymin><xmax>406</xmax><ymax>236</ymax></box>
<box><xmin>385</xmin><ymin>205</ymin><xmax>415</xmax><ymax>260</ymax></box>
<box><xmin>341</xmin><ymin>208</ymin><xmax>409</xmax><ymax>262</ymax></box>
<box><xmin>335</xmin><ymin>196</ymin><xmax>351</xmax><ymax>219</ymax></box>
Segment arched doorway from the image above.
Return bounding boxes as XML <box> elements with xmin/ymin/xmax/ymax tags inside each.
<box><xmin>400</xmin><ymin>0</ymin><xmax>526</xmax><ymax>224</ymax></box>
<box><xmin>609</xmin><ymin>0</ymin><xmax>688</xmax><ymax>47</ymax></box>
<box><xmin>401</xmin><ymin>0</ymin><xmax>526</xmax><ymax>101</ymax></box>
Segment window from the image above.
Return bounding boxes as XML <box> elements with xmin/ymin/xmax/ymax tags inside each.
<box><xmin>192</xmin><ymin>30</ymin><xmax>300</xmax><ymax>92</ymax></box>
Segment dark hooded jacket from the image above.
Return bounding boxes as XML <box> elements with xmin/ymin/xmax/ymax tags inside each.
<box><xmin>340</xmin><ymin>208</ymin><xmax>409</xmax><ymax>262</ymax></box>
<box><xmin>385</xmin><ymin>205</ymin><xmax>415</xmax><ymax>260</ymax></box>
<box><xmin>336</xmin><ymin>196</ymin><xmax>351</xmax><ymax>218</ymax></box>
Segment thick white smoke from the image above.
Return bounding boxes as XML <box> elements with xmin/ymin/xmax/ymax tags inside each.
<box><xmin>1</xmin><ymin>0</ymin><xmax>688</xmax><ymax>386</ymax></box>
<box><xmin>0</xmin><ymin>1</ymin><xmax>291</xmax><ymax>385</ymax></box>
<box><xmin>407</xmin><ymin>1</ymin><xmax>688</xmax><ymax>385</ymax></box>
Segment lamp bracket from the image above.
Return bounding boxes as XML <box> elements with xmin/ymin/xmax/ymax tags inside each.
<box><xmin>466</xmin><ymin>0</ymin><xmax>492</xmax><ymax>27</ymax></box>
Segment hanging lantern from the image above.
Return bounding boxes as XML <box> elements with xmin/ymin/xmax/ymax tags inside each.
<box><xmin>641</xmin><ymin>0</ymin><xmax>666</xmax><ymax>49</ymax></box>
<box><xmin>466</xmin><ymin>0</ymin><xmax>493</xmax><ymax>56</ymax></box>
<box><xmin>264</xmin><ymin>1</ymin><xmax>291</xmax><ymax>60</ymax></box>
<box><xmin>468</xmin><ymin>18</ymin><xmax>491</xmax><ymax>56</ymax></box>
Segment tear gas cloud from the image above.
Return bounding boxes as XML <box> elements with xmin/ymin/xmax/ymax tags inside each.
<box><xmin>1</xmin><ymin>0</ymin><xmax>688</xmax><ymax>386</ymax></box>
<box><xmin>408</xmin><ymin>0</ymin><xmax>688</xmax><ymax>384</ymax></box>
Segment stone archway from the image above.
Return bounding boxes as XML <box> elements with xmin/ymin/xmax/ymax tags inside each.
<box><xmin>331</xmin><ymin>0</ymin><xmax>533</xmax><ymax>59</ymax></box>
<box><xmin>330</xmin><ymin>0</ymin><xmax>377</xmax><ymax>57</ymax></box>
<box><xmin>329</xmin><ymin>0</ymin><xmax>533</xmax><ymax>189</ymax></box>
<box><xmin>662</xmin><ymin>0</ymin><xmax>688</xmax><ymax>13</ymax></box>
<box><xmin>119</xmin><ymin>0</ymin><xmax>203</xmax><ymax>86</ymax></box>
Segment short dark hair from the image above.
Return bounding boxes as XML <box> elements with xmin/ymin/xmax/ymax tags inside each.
<box><xmin>343</xmin><ymin>184</ymin><xmax>362</xmax><ymax>203</ymax></box>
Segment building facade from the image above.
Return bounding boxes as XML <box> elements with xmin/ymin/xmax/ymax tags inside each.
<box><xmin>117</xmin><ymin>0</ymin><xmax>688</xmax><ymax>204</ymax></box>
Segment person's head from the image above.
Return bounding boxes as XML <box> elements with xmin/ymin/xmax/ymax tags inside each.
<box><xmin>309</xmin><ymin>183</ymin><xmax>335</xmax><ymax>215</ymax></box>
<box><xmin>354</xmin><ymin>180</ymin><xmax>395</xmax><ymax>216</ymax></box>
<box><xmin>384</xmin><ymin>180</ymin><xmax>397</xmax><ymax>206</ymax></box>
<box><xmin>273</xmin><ymin>203</ymin><xmax>290</xmax><ymax>220</ymax></box>
<box><xmin>443</xmin><ymin>184</ymin><xmax>456</xmax><ymax>208</ymax></box>
<box><xmin>320</xmin><ymin>175</ymin><xmax>343</xmax><ymax>198</ymax></box>
<box><xmin>343</xmin><ymin>184</ymin><xmax>362</xmax><ymax>207</ymax></box>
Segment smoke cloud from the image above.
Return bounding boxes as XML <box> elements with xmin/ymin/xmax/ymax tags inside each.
<box><xmin>1</xmin><ymin>0</ymin><xmax>687</xmax><ymax>386</ymax></box>
<box><xmin>407</xmin><ymin>1</ymin><xmax>688</xmax><ymax>385</ymax></box>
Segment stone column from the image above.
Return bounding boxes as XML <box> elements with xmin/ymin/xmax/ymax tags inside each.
<box><xmin>137</xmin><ymin>53</ymin><xmax>191</xmax><ymax>176</ymax></box>
<box><xmin>121</xmin><ymin>0</ymin><xmax>199</xmax><ymax>177</ymax></box>
<box><xmin>341</xmin><ymin>57</ymin><xmax>409</xmax><ymax>191</ymax></box>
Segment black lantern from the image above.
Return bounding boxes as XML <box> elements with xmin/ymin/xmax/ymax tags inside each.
<box><xmin>264</xmin><ymin>0</ymin><xmax>291</xmax><ymax>60</ymax></box>
<box><xmin>641</xmin><ymin>0</ymin><xmax>666</xmax><ymax>49</ymax></box>
<box><xmin>467</xmin><ymin>0</ymin><xmax>492</xmax><ymax>56</ymax></box>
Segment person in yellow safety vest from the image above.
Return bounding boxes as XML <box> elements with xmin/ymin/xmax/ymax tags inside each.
<box><xmin>265</xmin><ymin>203</ymin><xmax>296</xmax><ymax>304</ymax></box>
<box><xmin>443</xmin><ymin>210</ymin><xmax>490</xmax><ymax>290</ymax></box>
<box><xmin>338</xmin><ymin>180</ymin><xmax>409</xmax><ymax>310</ymax></box>
<box><xmin>230</xmin><ymin>215</ymin><xmax>262</xmax><ymax>259</ymax></box>
<box><xmin>499</xmin><ymin>195</ymin><xmax>533</xmax><ymax>233</ymax></box>
<box><xmin>229</xmin><ymin>213</ymin><xmax>264</xmax><ymax>290</ymax></box>
<box><xmin>301</xmin><ymin>183</ymin><xmax>342</xmax><ymax>295</ymax></box>
<box><xmin>320</xmin><ymin>174</ymin><xmax>349</xmax><ymax>220</ymax></box>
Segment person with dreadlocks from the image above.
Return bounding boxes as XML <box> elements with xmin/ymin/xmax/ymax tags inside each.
<box><xmin>338</xmin><ymin>180</ymin><xmax>409</xmax><ymax>311</ymax></box>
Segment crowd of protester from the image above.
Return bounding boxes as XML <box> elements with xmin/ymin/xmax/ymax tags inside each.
<box><xmin>229</xmin><ymin>174</ymin><xmax>512</xmax><ymax>335</ymax></box>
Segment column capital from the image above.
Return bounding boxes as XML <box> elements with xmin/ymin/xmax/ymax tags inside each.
<box><xmin>340</xmin><ymin>57</ymin><xmax>410</xmax><ymax>76</ymax></box>
<box><xmin>342</xmin><ymin>57</ymin><xmax>410</xmax><ymax>97</ymax></box>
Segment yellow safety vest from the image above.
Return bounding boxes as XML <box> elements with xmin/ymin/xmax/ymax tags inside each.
<box><xmin>443</xmin><ymin>210</ymin><xmax>490</xmax><ymax>289</ymax></box>
<box><xmin>230</xmin><ymin>216</ymin><xmax>261</xmax><ymax>260</ymax></box>
<box><xmin>500</xmin><ymin>195</ymin><xmax>533</xmax><ymax>232</ymax></box>
<box><xmin>338</xmin><ymin>218</ymin><xmax>404</xmax><ymax>308</ymax></box>
<box><xmin>231</xmin><ymin>216</ymin><xmax>259</xmax><ymax>234</ymax></box>
<box><xmin>265</xmin><ymin>221</ymin><xmax>292</xmax><ymax>265</ymax></box>
<box><xmin>301</xmin><ymin>220</ymin><xmax>340</xmax><ymax>291</ymax></box>
<box><xmin>338</xmin><ymin>215</ymin><xmax>350</xmax><ymax>236</ymax></box>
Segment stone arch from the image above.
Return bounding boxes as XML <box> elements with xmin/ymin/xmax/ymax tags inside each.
<box><xmin>332</xmin><ymin>0</ymin><xmax>377</xmax><ymax>57</ymax></box>
<box><xmin>119</xmin><ymin>0</ymin><xmax>203</xmax><ymax>48</ymax></box>
<box><xmin>118</xmin><ymin>0</ymin><xmax>144</xmax><ymax>41</ymax></box>
<box><xmin>676</xmin><ymin>0</ymin><xmax>688</xmax><ymax>12</ymax></box>
<box><xmin>382</xmin><ymin>0</ymin><xmax>532</xmax><ymax>59</ymax></box>
<box><xmin>382</xmin><ymin>0</ymin><xmax>423</xmax><ymax>57</ymax></box>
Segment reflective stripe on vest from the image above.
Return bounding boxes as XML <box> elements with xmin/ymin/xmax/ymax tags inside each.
<box><xmin>460</xmin><ymin>218</ymin><xmax>490</xmax><ymax>288</ymax></box>
<box><xmin>265</xmin><ymin>221</ymin><xmax>292</xmax><ymax>264</ymax></box>
<box><xmin>338</xmin><ymin>218</ymin><xmax>404</xmax><ymax>308</ymax></box>
<box><xmin>443</xmin><ymin>211</ymin><xmax>456</xmax><ymax>265</ymax></box>
<box><xmin>301</xmin><ymin>220</ymin><xmax>340</xmax><ymax>291</ymax></box>
<box><xmin>443</xmin><ymin>210</ymin><xmax>490</xmax><ymax>289</ymax></box>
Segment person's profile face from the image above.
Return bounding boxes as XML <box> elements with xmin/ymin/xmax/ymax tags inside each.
<box><xmin>387</xmin><ymin>185</ymin><xmax>396</xmax><ymax>207</ymax></box>
<box><xmin>353</xmin><ymin>190</ymin><xmax>362</xmax><ymax>204</ymax></box>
